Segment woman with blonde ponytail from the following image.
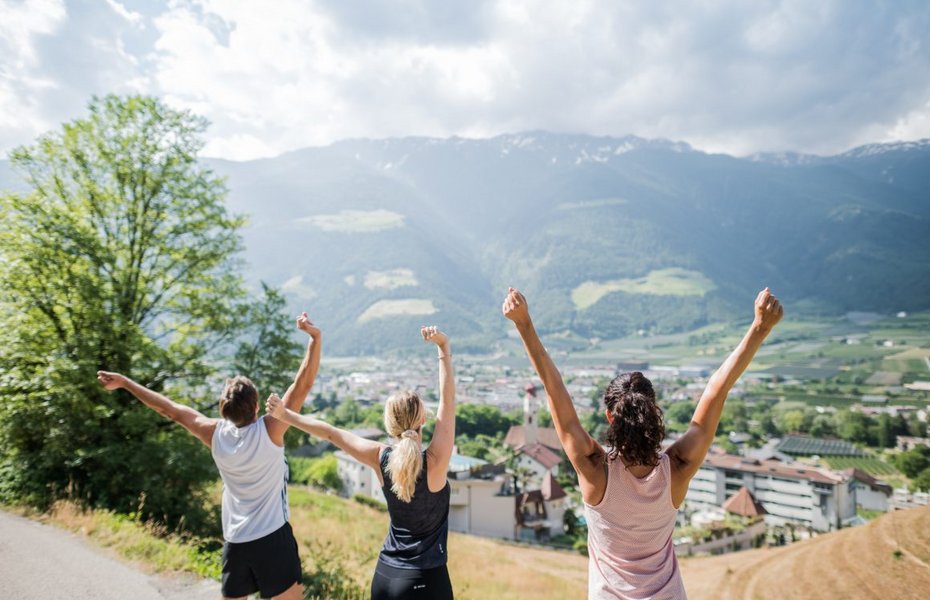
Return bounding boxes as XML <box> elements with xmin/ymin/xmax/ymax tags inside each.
<box><xmin>266</xmin><ymin>326</ymin><xmax>456</xmax><ymax>600</ymax></box>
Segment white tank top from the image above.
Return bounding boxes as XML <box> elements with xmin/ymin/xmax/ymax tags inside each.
<box><xmin>211</xmin><ymin>416</ymin><xmax>289</xmax><ymax>543</ymax></box>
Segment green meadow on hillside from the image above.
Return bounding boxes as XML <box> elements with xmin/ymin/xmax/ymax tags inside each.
<box><xmin>572</xmin><ymin>268</ymin><xmax>717</xmax><ymax>310</ymax></box>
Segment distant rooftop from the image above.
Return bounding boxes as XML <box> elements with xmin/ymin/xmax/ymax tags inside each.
<box><xmin>723</xmin><ymin>487</ymin><xmax>767</xmax><ymax>518</ymax></box>
<box><xmin>449</xmin><ymin>454</ymin><xmax>489</xmax><ymax>472</ymax></box>
<box><xmin>776</xmin><ymin>435</ymin><xmax>865</xmax><ymax>457</ymax></box>
<box><xmin>348</xmin><ymin>427</ymin><xmax>385</xmax><ymax>440</ymax></box>
<box><xmin>704</xmin><ymin>453</ymin><xmax>845</xmax><ymax>485</ymax></box>
<box><xmin>843</xmin><ymin>468</ymin><xmax>893</xmax><ymax>496</ymax></box>
<box><xmin>504</xmin><ymin>425</ymin><xmax>561</xmax><ymax>453</ymax></box>
<box><xmin>518</xmin><ymin>442</ymin><xmax>563</xmax><ymax>470</ymax></box>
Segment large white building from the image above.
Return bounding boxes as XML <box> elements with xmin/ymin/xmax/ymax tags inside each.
<box><xmin>448</xmin><ymin>472</ymin><xmax>514</xmax><ymax>538</ymax></box>
<box><xmin>335</xmin><ymin>449</ymin><xmax>386</xmax><ymax>503</ymax></box>
<box><xmin>335</xmin><ymin>449</ymin><xmax>568</xmax><ymax>540</ymax></box>
<box><xmin>686</xmin><ymin>454</ymin><xmax>857</xmax><ymax>531</ymax></box>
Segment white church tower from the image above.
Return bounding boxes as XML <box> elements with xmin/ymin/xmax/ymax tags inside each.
<box><xmin>523</xmin><ymin>383</ymin><xmax>538</xmax><ymax>445</ymax></box>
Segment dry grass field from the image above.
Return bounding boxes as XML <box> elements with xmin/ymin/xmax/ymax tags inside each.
<box><xmin>680</xmin><ymin>505</ymin><xmax>930</xmax><ymax>600</ymax></box>
<box><xmin>284</xmin><ymin>490</ymin><xmax>930</xmax><ymax>599</ymax></box>
<box><xmin>288</xmin><ymin>488</ymin><xmax>589</xmax><ymax>599</ymax></box>
<box><xmin>14</xmin><ymin>489</ymin><xmax>929</xmax><ymax>600</ymax></box>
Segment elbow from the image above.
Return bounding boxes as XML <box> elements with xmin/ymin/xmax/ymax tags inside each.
<box><xmin>689</xmin><ymin>421</ymin><xmax>713</xmax><ymax>440</ymax></box>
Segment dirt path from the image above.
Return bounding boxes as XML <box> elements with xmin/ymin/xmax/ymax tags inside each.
<box><xmin>0</xmin><ymin>509</ymin><xmax>219</xmax><ymax>600</ymax></box>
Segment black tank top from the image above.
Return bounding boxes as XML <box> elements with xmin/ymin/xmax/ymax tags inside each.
<box><xmin>378</xmin><ymin>447</ymin><xmax>451</xmax><ymax>570</ymax></box>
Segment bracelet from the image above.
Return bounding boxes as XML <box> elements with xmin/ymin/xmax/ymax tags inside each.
<box><xmin>438</xmin><ymin>353</ymin><xmax>452</xmax><ymax>359</ymax></box>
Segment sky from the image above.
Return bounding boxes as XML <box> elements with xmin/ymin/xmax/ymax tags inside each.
<box><xmin>2</xmin><ymin>0</ymin><xmax>930</xmax><ymax>161</ymax></box>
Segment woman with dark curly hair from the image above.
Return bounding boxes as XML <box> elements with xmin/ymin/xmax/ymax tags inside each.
<box><xmin>503</xmin><ymin>287</ymin><xmax>783</xmax><ymax>599</ymax></box>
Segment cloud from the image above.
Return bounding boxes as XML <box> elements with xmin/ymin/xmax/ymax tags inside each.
<box><xmin>0</xmin><ymin>0</ymin><xmax>67</xmax><ymax>141</ymax></box>
<box><xmin>0</xmin><ymin>0</ymin><xmax>158</xmax><ymax>153</ymax></box>
<box><xmin>104</xmin><ymin>0</ymin><xmax>143</xmax><ymax>25</ymax></box>
<box><xmin>2</xmin><ymin>0</ymin><xmax>930</xmax><ymax>159</ymax></box>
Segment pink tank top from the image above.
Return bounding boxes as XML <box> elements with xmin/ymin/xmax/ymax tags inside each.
<box><xmin>583</xmin><ymin>453</ymin><xmax>686</xmax><ymax>599</ymax></box>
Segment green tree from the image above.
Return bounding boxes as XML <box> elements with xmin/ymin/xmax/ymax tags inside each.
<box><xmin>907</xmin><ymin>414</ymin><xmax>928</xmax><ymax>438</ymax></box>
<box><xmin>333</xmin><ymin>397</ymin><xmax>362</xmax><ymax>427</ymax></box>
<box><xmin>234</xmin><ymin>282</ymin><xmax>302</xmax><ymax>397</ymax></box>
<box><xmin>0</xmin><ymin>95</ymin><xmax>244</xmax><ymax>531</ymax></box>
<box><xmin>665</xmin><ymin>401</ymin><xmax>696</xmax><ymax>430</ymax></box>
<box><xmin>778</xmin><ymin>410</ymin><xmax>805</xmax><ymax>434</ymax></box>
<box><xmin>290</xmin><ymin>454</ymin><xmax>342</xmax><ymax>491</ymax></box>
<box><xmin>536</xmin><ymin>408</ymin><xmax>553</xmax><ymax>428</ymax></box>
<box><xmin>757</xmin><ymin>413</ymin><xmax>779</xmax><ymax>436</ymax></box>
<box><xmin>809</xmin><ymin>415</ymin><xmax>836</xmax><ymax>439</ymax></box>
<box><xmin>912</xmin><ymin>467</ymin><xmax>930</xmax><ymax>493</ymax></box>
<box><xmin>895</xmin><ymin>445</ymin><xmax>930</xmax><ymax>478</ymax></box>
<box><xmin>720</xmin><ymin>400</ymin><xmax>749</xmax><ymax>434</ymax></box>
<box><xmin>836</xmin><ymin>410</ymin><xmax>876</xmax><ymax>445</ymax></box>
<box><xmin>715</xmin><ymin>434</ymin><xmax>739</xmax><ymax>454</ymax></box>
<box><xmin>455</xmin><ymin>404</ymin><xmax>518</xmax><ymax>438</ymax></box>
<box><xmin>456</xmin><ymin>433</ymin><xmax>501</xmax><ymax>461</ymax></box>
<box><xmin>872</xmin><ymin>414</ymin><xmax>895</xmax><ymax>448</ymax></box>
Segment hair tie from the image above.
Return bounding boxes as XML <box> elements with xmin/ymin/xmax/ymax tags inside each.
<box><xmin>401</xmin><ymin>429</ymin><xmax>419</xmax><ymax>440</ymax></box>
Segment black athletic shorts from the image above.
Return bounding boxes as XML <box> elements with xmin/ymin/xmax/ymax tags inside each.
<box><xmin>221</xmin><ymin>522</ymin><xmax>302</xmax><ymax>599</ymax></box>
<box><xmin>370</xmin><ymin>560</ymin><xmax>454</xmax><ymax>600</ymax></box>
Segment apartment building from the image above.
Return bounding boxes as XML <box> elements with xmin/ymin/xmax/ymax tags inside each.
<box><xmin>686</xmin><ymin>453</ymin><xmax>856</xmax><ymax>531</ymax></box>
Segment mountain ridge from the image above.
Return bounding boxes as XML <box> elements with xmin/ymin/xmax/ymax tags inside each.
<box><xmin>3</xmin><ymin>133</ymin><xmax>929</xmax><ymax>353</ymax></box>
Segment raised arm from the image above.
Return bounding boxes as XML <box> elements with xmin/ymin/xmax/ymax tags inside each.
<box><xmin>264</xmin><ymin>312</ymin><xmax>322</xmax><ymax>445</ymax></box>
<box><xmin>422</xmin><ymin>326</ymin><xmax>455</xmax><ymax>491</ymax></box>
<box><xmin>266</xmin><ymin>394</ymin><xmax>386</xmax><ymax>482</ymax></box>
<box><xmin>503</xmin><ymin>288</ymin><xmax>606</xmax><ymax>502</ymax></box>
<box><xmin>667</xmin><ymin>288</ymin><xmax>783</xmax><ymax>504</ymax></box>
<box><xmin>97</xmin><ymin>371</ymin><xmax>217</xmax><ymax>447</ymax></box>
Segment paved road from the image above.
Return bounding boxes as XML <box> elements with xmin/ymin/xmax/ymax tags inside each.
<box><xmin>0</xmin><ymin>510</ymin><xmax>220</xmax><ymax>599</ymax></box>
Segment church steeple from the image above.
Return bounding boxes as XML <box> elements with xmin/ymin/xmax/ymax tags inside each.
<box><xmin>523</xmin><ymin>383</ymin><xmax>538</xmax><ymax>445</ymax></box>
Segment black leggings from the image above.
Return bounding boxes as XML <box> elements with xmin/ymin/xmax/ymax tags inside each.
<box><xmin>370</xmin><ymin>561</ymin><xmax>454</xmax><ymax>600</ymax></box>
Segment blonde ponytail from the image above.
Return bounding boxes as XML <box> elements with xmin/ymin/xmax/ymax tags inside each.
<box><xmin>384</xmin><ymin>391</ymin><xmax>426</xmax><ymax>503</ymax></box>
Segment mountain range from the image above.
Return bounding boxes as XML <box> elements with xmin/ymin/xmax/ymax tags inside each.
<box><xmin>3</xmin><ymin>132</ymin><xmax>929</xmax><ymax>354</ymax></box>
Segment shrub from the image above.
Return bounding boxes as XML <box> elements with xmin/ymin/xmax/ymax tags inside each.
<box><xmin>302</xmin><ymin>542</ymin><xmax>367</xmax><ymax>600</ymax></box>
<box><xmin>572</xmin><ymin>537</ymin><xmax>588</xmax><ymax>556</ymax></box>
<box><xmin>290</xmin><ymin>455</ymin><xmax>342</xmax><ymax>492</ymax></box>
<box><xmin>352</xmin><ymin>493</ymin><xmax>387</xmax><ymax>512</ymax></box>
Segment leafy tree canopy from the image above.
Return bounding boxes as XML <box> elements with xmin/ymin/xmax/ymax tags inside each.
<box><xmin>0</xmin><ymin>95</ymin><xmax>246</xmax><ymax>531</ymax></box>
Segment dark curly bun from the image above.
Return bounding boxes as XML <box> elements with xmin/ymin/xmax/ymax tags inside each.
<box><xmin>603</xmin><ymin>372</ymin><xmax>665</xmax><ymax>466</ymax></box>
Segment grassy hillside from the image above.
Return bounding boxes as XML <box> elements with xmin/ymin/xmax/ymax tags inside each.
<box><xmin>679</xmin><ymin>505</ymin><xmax>930</xmax><ymax>600</ymax></box>
<box><xmin>287</xmin><ymin>488</ymin><xmax>588</xmax><ymax>599</ymax></box>
<box><xmin>13</xmin><ymin>490</ymin><xmax>930</xmax><ymax>598</ymax></box>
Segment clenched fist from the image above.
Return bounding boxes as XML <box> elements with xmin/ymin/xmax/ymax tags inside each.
<box><xmin>754</xmin><ymin>288</ymin><xmax>784</xmax><ymax>332</ymax></box>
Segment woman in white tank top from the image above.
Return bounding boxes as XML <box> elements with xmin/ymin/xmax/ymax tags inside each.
<box><xmin>97</xmin><ymin>312</ymin><xmax>323</xmax><ymax>600</ymax></box>
<box><xmin>503</xmin><ymin>287</ymin><xmax>783</xmax><ymax>599</ymax></box>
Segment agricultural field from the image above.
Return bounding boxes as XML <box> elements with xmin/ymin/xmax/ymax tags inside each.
<box><xmin>821</xmin><ymin>456</ymin><xmax>901</xmax><ymax>477</ymax></box>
